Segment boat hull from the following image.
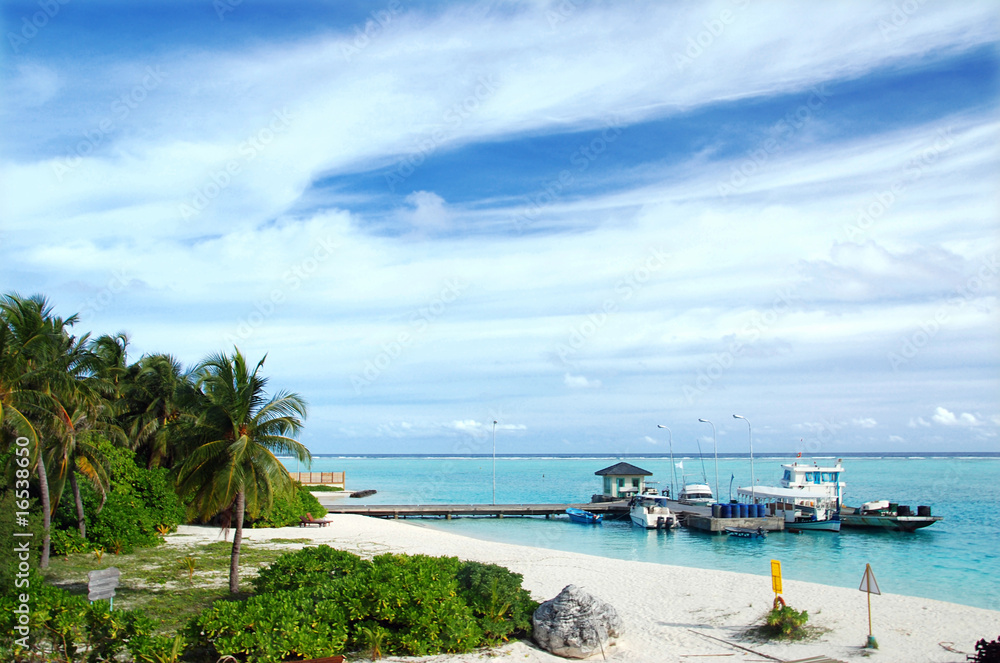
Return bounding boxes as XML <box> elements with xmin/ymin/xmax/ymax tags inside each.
<box><xmin>629</xmin><ymin>509</ymin><xmax>676</xmax><ymax>529</ymax></box>
<box><xmin>841</xmin><ymin>514</ymin><xmax>941</xmax><ymax>532</ymax></box>
<box><xmin>725</xmin><ymin>526</ymin><xmax>766</xmax><ymax>538</ymax></box>
<box><xmin>566</xmin><ymin>508</ymin><xmax>602</xmax><ymax>524</ymax></box>
<box><xmin>786</xmin><ymin>519</ymin><xmax>841</xmax><ymax>532</ymax></box>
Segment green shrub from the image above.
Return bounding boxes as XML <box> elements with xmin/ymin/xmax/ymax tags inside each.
<box><xmin>187</xmin><ymin>586</ymin><xmax>350</xmax><ymax>662</ymax></box>
<box><xmin>252</xmin><ymin>545</ymin><xmax>368</xmax><ymax>594</ymax></box>
<box><xmin>0</xmin><ymin>452</ymin><xmax>44</xmax><ymax>594</ymax></box>
<box><xmin>304</xmin><ymin>484</ymin><xmax>343</xmax><ymax>492</ymax></box>
<box><xmin>0</xmin><ymin>574</ymin><xmax>161</xmax><ymax>662</ymax></box>
<box><xmin>248</xmin><ymin>482</ymin><xmax>327</xmax><ymax>528</ymax></box>
<box><xmin>762</xmin><ymin>603</ymin><xmax>809</xmax><ymax>639</ymax></box>
<box><xmin>51</xmin><ymin>527</ymin><xmax>91</xmax><ymax>556</ymax></box>
<box><xmin>195</xmin><ymin>547</ymin><xmax>535</xmax><ymax>661</ymax></box>
<box><xmin>52</xmin><ymin>441</ymin><xmax>186</xmax><ymax>554</ymax></box>
<box><xmin>456</xmin><ymin>560</ymin><xmax>538</xmax><ymax>644</ymax></box>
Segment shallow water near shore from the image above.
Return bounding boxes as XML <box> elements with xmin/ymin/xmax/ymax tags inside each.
<box><xmin>284</xmin><ymin>454</ymin><xmax>1000</xmax><ymax>611</ymax></box>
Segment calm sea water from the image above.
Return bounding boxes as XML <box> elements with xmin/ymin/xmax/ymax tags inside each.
<box><xmin>282</xmin><ymin>454</ymin><xmax>1000</xmax><ymax>611</ymax></box>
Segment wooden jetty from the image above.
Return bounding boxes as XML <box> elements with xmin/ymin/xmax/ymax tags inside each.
<box><xmin>318</xmin><ymin>496</ymin><xmax>784</xmax><ymax>532</ymax></box>
<box><xmin>318</xmin><ymin>500</ymin><xmax>630</xmax><ymax>519</ymax></box>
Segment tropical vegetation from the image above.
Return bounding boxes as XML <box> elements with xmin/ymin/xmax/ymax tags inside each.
<box><xmin>0</xmin><ymin>292</ymin><xmax>315</xmax><ymax>586</ymax></box>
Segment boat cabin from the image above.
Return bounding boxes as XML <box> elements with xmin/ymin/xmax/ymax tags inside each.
<box><xmin>595</xmin><ymin>462</ymin><xmax>652</xmax><ymax>498</ymax></box>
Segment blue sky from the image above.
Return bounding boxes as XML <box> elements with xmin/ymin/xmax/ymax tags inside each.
<box><xmin>2</xmin><ymin>1</ymin><xmax>998</xmax><ymax>455</ymax></box>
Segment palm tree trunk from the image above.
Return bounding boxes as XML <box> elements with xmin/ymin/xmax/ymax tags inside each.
<box><xmin>229</xmin><ymin>490</ymin><xmax>245</xmax><ymax>593</ymax></box>
<box><xmin>70</xmin><ymin>467</ymin><xmax>86</xmax><ymax>539</ymax></box>
<box><xmin>37</xmin><ymin>453</ymin><xmax>51</xmax><ymax>569</ymax></box>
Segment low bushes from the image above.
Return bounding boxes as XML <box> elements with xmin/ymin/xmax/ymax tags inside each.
<box><xmin>761</xmin><ymin>602</ymin><xmax>810</xmax><ymax>640</ymax></box>
<box><xmin>0</xmin><ymin>573</ymin><xmax>179</xmax><ymax>663</ymax></box>
<box><xmin>191</xmin><ymin>546</ymin><xmax>538</xmax><ymax>662</ymax></box>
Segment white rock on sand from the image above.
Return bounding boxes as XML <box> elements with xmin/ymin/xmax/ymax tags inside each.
<box><xmin>169</xmin><ymin>516</ymin><xmax>1000</xmax><ymax>663</ymax></box>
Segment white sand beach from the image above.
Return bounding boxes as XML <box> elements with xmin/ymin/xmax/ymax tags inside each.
<box><xmin>169</xmin><ymin>516</ymin><xmax>1000</xmax><ymax>663</ymax></box>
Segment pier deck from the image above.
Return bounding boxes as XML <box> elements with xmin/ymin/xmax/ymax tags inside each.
<box><xmin>317</xmin><ymin>497</ymin><xmax>781</xmax><ymax>531</ymax></box>
<box><xmin>317</xmin><ymin>500</ymin><xmax>630</xmax><ymax>519</ymax></box>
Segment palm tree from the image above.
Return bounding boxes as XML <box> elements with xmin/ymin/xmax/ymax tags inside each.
<box><xmin>121</xmin><ymin>353</ymin><xmax>194</xmax><ymax>469</ymax></box>
<box><xmin>0</xmin><ymin>294</ymin><xmax>80</xmax><ymax>567</ymax></box>
<box><xmin>176</xmin><ymin>349</ymin><xmax>310</xmax><ymax>593</ymax></box>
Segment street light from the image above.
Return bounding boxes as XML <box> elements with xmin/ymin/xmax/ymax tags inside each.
<box><xmin>492</xmin><ymin>420</ymin><xmax>498</xmax><ymax>505</ymax></box>
<box><xmin>698</xmin><ymin>418</ymin><xmax>719</xmax><ymax>503</ymax></box>
<box><xmin>733</xmin><ymin>414</ymin><xmax>754</xmax><ymax>502</ymax></box>
<box><xmin>656</xmin><ymin>424</ymin><xmax>676</xmax><ymax>499</ymax></box>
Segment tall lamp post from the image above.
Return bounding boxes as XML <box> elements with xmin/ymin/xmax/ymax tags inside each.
<box><xmin>492</xmin><ymin>420</ymin><xmax>498</xmax><ymax>505</ymax></box>
<box><xmin>698</xmin><ymin>418</ymin><xmax>719</xmax><ymax>503</ymax></box>
<box><xmin>733</xmin><ymin>414</ymin><xmax>754</xmax><ymax>502</ymax></box>
<box><xmin>656</xmin><ymin>424</ymin><xmax>676</xmax><ymax>499</ymax></box>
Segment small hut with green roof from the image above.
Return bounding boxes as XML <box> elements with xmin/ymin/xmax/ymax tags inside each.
<box><xmin>595</xmin><ymin>462</ymin><xmax>652</xmax><ymax>499</ymax></box>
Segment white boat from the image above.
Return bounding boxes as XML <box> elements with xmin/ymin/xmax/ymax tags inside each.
<box><xmin>678</xmin><ymin>482</ymin><xmax>714</xmax><ymax>506</ymax></box>
<box><xmin>629</xmin><ymin>495</ymin><xmax>678</xmax><ymax>530</ymax></box>
<box><xmin>737</xmin><ymin>459</ymin><xmax>845</xmax><ymax>532</ymax></box>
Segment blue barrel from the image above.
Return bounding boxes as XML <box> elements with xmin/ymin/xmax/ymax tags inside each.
<box><xmin>754</xmin><ymin>504</ymin><xmax>764</xmax><ymax>518</ymax></box>
<box><xmin>711</xmin><ymin>503</ymin><xmax>722</xmax><ymax>518</ymax></box>
<box><xmin>738</xmin><ymin>503</ymin><xmax>748</xmax><ymax>518</ymax></box>
<box><xmin>721</xmin><ymin>504</ymin><xmax>732</xmax><ymax>518</ymax></box>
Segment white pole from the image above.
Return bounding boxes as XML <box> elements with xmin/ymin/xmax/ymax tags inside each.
<box><xmin>492</xmin><ymin>420</ymin><xmax>498</xmax><ymax>505</ymax></box>
<box><xmin>733</xmin><ymin>415</ymin><xmax>754</xmax><ymax>502</ymax></box>
<box><xmin>657</xmin><ymin>425</ymin><xmax>675</xmax><ymax>499</ymax></box>
<box><xmin>699</xmin><ymin>418</ymin><xmax>719</xmax><ymax>502</ymax></box>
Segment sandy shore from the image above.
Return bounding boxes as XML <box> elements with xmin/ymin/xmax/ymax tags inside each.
<box><xmin>168</xmin><ymin>516</ymin><xmax>999</xmax><ymax>663</ymax></box>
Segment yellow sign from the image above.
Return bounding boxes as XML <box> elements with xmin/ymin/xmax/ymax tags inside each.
<box><xmin>859</xmin><ymin>563</ymin><xmax>881</xmax><ymax>595</ymax></box>
<box><xmin>770</xmin><ymin>559</ymin><xmax>782</xmax><ymax>594</ymax></box>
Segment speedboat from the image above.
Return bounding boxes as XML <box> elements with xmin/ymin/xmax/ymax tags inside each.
<box><xmin>566</xmin><ymin>507</ymin><xmax>603</xmax><ymax>524</ymax></box>
<box><xmin>629</xmin><ymin>495</ymin><xmax>678</xmax><ymax>530</ymax></box>
<box><xmin>678</xmin><ymin>482</ymin><xmax>714</xmax><ymax>506</ymax></box>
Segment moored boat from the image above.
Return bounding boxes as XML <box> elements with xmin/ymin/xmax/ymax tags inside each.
<box><xmin>629</xmin><ymin>495</ymin><xmax>678</xmax><ymax>529</ymax></box>
<box><xmin>738</xmin><ymin>459</ymin><xmax>845</xmax><ymax>533</ymax></box>
<box><xmin>840</xmin><ymin>501</ymin><xmax>943</xmax><ymax>532</ymax></box>
<box><xmin>725</xmin><ymin>526</ymin><xmax>766</xmax><ymax>538</ymax></box>
<box><xmin>678</xmin><ymin>482</ymin><xmax>714</xmax><ymax>506</ymax></box>
<box><xmin>566</xmin><ymin>507</ymin><xmax>603</xmax><ymax>524</ymax></box>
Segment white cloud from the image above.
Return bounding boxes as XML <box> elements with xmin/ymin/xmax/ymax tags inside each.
<box><xmin>564</xmin><ymin>373</ymin><xmax>601</xmax><ymax>389</ymax></box>
<box><xmin>931</xmin><ymin>407</ymin><xmax>981</xmax><ymax>426</ymax></box>
<box><xmin>852</xmin><ymin>417</ymin><xmax>878</xmax><ymax>429</ymax></box>
<box><xmin>402</xmin><ymin>191</ymin><xmax>452</xmax><ymax>234</ymax></box>
<box><xmin>908</xmin><ymin>417</ymin><xmax>932</xmax><ymax>428</ymax></box>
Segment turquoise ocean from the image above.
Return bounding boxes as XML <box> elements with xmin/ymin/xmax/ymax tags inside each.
<box><xmin>282</xmin><ymin>454</ymin><xmax>1000</xmax><ymax>612</ymax></box>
